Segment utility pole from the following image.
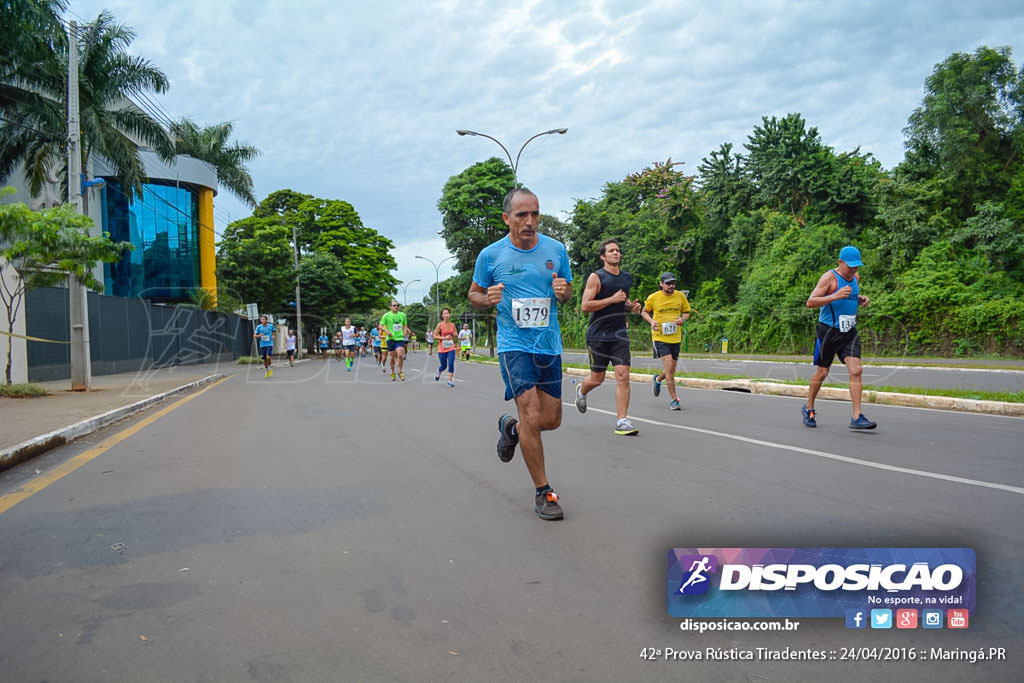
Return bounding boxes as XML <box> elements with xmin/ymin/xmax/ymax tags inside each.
<box><xmin>67</xmin><ymin>20</ymin><xmax>91</xmax><ymax>391</ymax></box>
<box><xmin>291</xmin><ymin>223</ymin><xmax>303</xmax><ymax>358</ymax></box>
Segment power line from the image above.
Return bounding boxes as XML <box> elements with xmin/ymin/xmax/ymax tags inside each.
<box><xmin>132</xmin><ymin>90</ymin><xmax>176</xmax><ymax>130</ymax></box>
<box><xmin>0</xmin><ymin>115</ymin><xmax>59</xmax><ymax>142</ymax></box>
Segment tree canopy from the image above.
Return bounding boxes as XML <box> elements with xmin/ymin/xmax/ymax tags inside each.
<box><xmin>216</xmin><ymin>190</ymin><xmax>398</xmax><ymax>331</ymax></box>
<box><xmin>170</xmin><ymin>118</ymin><xmax>261</xmax><ymax>207</ymax></box>
<box><xmin>0</xmin><ymin>8</ymin><xmax>174</xmax><ymax>200</ymax></box>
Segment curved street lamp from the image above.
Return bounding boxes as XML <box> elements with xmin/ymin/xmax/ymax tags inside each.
<box><xmin>456</xmin><ymin>128</ymin><xmax>568</xmax><ymax>188</ymax></box>
<box><xmin>399</xmin><ymin>279</ymin><xmax>420</xmax><ymax>306</ymax></box>
<box><xmin>415</xmin><ymin>254</ymin><xmax>456</xmax><ymax>324</ymax></box>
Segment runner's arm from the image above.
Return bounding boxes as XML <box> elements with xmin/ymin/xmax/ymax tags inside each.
<box><xmin>806</xmin><ymin>271</ymin><xmax>849</xmax><ymax>309</ymax></box>
<box><xmin>468</xmin><ymin>281</ymin><xmax>500</xmax><ymax>309</ymax></box>
<box><xmin>580</xmin><ymin>273</ymin><xmax>624</xmax><ymax>312</ymax></box>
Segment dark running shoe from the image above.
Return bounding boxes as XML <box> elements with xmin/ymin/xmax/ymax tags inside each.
<box><xmin>653</xmin><ymin>375</ymin><xmax>662</xmax><ymax>397</ymax></box>
<box><xmin>497</xmin><ymin>414</ymin><xmax>519</xmax><ymax>463</ymax></box>
<box><xmin>802</xmin><ymin>404</ymin><xmax>817</xmax><ymax>428</ymax></box>
<box><xmin>850</xmin><ymin>414</ymin><xmax>877</xmax><ymax>430</ymax></box>
<box><xmin>535</xmin><ymin>489</ymin><xmax>564</xmax><ymax>521</ymax></box>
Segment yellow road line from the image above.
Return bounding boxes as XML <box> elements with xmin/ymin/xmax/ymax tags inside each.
<box><xmin>0</xmin><ymin>374</ymin><xmax>234</xmax><ymax>514</ymax></box>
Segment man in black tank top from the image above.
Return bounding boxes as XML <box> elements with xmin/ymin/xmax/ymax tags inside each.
<box><xmin>574</xmin><ymin>240</ymin><xmax>643</xmax><ymax>435</ymax></box>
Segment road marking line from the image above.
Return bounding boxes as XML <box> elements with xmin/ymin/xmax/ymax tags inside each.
<box><xmin>0</xmin><ymin>375</ymin><xmax>234</xmax><ymax>515</ymax></box>
<box><xmin>572</xmin><ymin>404</ymin><xmax>1024</xmax><ymax>496</ymax></box>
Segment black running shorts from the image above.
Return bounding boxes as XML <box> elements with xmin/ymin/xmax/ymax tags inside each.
<box><xmin>587</xmin><ymin>339</ymin><xmax>631</xmax><ymax>371</ymax></box>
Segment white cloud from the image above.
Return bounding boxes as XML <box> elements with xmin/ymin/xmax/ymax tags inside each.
<box><xmin>67</xmin><ymin>0</ymin><xmax>1024</xmax><ymax>284</ymax></box>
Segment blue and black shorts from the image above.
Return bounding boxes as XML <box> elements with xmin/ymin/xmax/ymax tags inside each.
<box><xmin>813</xmin><ymin>322</ymin><xmax>860</xmax><ymax>368</ymax></box>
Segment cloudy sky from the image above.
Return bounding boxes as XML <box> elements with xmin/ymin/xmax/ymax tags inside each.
<box><xmin>69</xmin><ymin>0</ymin><xmax>1024</xmax><ymax>304</ymax></box>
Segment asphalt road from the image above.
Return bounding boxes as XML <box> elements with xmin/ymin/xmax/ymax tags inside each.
<box><xmin>1</xmin><ymin>353</ymin><xmax>1021</xmax><ymax>682</ymax></box>
<box><xmin>561</xmin><ymin>352</ymin><xmax>1024</xmax><ymax>393</ymax></box>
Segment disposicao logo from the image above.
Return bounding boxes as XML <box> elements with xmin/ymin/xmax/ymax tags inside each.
<box><xmin>676</xmin><ymin>555</ymin><xmax>718</xmax><ymax>596</ymax></box>
<box><xmin>667</xmin><ymin>548</ymin><xmax>975</xmax><ymax>619</ymax></box>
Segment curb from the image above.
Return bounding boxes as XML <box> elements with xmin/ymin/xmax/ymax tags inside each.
<box><xmin>0</xmin><ymin>374</ymin><xmax>225</xmax><ymax>472</ymax></box>
<box><xmin>562</xmin><ymin>367</ymin><xmax>1024</xmax><ymax>418</ymax></box>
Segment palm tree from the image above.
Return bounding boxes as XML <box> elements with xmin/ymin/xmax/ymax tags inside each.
<box><xmin>170</xmin><ymin>117</ymin><xmax>261</xmax><ymax>207</ymax></box>
<box><xmin>0</xmin><ymin>9</ymin><xmax>173</xmax><ymax>200</ymax></box>
<box><xmin>0</xmin><ymin>0</ymin><xmax>67</xmax><ymax>114</ymax></box>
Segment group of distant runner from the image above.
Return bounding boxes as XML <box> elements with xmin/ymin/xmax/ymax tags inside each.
<box><xmin>258</xmin><ymin>186</ymin><xmax>876</xmax><ymax>523</ymax></box>
<box><xmin>254</xmin><ymin>304</ymin><xmax>477</xmax><ymax>385</ymax></box>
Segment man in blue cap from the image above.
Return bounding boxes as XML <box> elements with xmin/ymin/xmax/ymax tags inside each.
<box><xmin>803</xmin><ymin>245</ymin><xmax>877</xmax><ymax>430</ymax></box>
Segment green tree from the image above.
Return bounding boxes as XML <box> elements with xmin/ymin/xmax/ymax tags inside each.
<box><xmin>0</xmin><ymin>1</ymin><xmax>67</xmax><ymax>115</ymax></box>
<box><xmin>952</xmin><ymin>201</ymin><xmax>1024</xmax><ymax>274</ymax></box>
<box><xmin>217</xmin><ymin>190</ymin><xmax>398</xmax><ymax>317</ymax></box>
<box><xmin>0</xmin><ymin>10</ymin><xmax>174</xmax><ymax>200</ymax></box>
<box><xmin>170</xmin><ymin>118</ymin><xmax>261</xmax><ymax>207</ymax></box>
<box><xmin>744</xmin><ymin>114</ymin><xmax>828</xmax><ymax>218</ymax></box>
<box><xmin>0</xmin><ymin>191</ymin><xmax>129</xmax><ymax>383</ymax></box>
<box><xmin>902</xmin><ymin>46</ymin><xmax>1024</xmax><ymax>219</ymax></box>
<box><xmin>215</xmin><ymin>218</ymin><xmax>293</xmax><ymax>316</ymax></box>
<box><xmin>437</xmin><ymin>158</ymin><xmax>516</xmax><ymax>355</ymax></box>
<box><xmin>437</xmin><ymin>157</ymin><xmax>515</xmax><ymax>272</ymax></box>
<box><xmin>295</xmin><ymin>251</ymin><xmax>352</xmax><ymax>332</ymax></box>
<box><xmin>538</xmin><ymin>213</ymin><xmax>569</xmax><ymax>245</ymax></box>
<box><xmin>697</xmin><ymin>143</ymin><xmax>753</xmax><ymax>235</ymax></box>
<box><xmin>403</xmin><ymin>302</ymin><xmax>430</xmax><ymax>339</ymax></box>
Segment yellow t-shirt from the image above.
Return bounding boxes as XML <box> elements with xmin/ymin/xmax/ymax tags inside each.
<box><xmin>644</xmin><ymin>290</ymin><xmax>690</xmax><ymax>343</ymax></box>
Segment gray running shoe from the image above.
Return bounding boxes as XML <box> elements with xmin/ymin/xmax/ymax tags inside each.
<box><xmin>535</xmin><ymin>489</ymin><xmax>564</xmax><ymax>521</ymax></box>
<box><xmin>497</xmin><ymin>414</ymin><xmax>519</xmax><ymax>463</ymax></box>
<box><xmin>575</xmin><ymin>384</ymin><xmax>587</xmax><ymax>413</ymax></box>
<box><xmin>614</xmin><ymin>418</ymin><xmax>639</xmax><ymax>436</ymax></box>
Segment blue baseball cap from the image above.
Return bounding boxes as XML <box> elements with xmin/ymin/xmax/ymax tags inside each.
<box><xmin>839</xmin><ymin>246</ymin><xmax>863</xmax><ymax>267</ymax></box>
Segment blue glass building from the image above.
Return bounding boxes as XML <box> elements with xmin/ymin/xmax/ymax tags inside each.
<box><xmin>96</xmin><ymin>151</ymin><xmax>218</xmax><ymax>303</ymax></box>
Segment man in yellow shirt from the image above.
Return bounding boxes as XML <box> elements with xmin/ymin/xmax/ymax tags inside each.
<box><xmin>641</xmin><ymin>272</ymin><xmax>691</xmax><ymax>410</ymax></box>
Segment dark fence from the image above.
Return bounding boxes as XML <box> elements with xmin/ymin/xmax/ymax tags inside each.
<box><xmin>25</xmin><ymin>287</ymin><xmax>251</xmax><ymax>382</ymax></box>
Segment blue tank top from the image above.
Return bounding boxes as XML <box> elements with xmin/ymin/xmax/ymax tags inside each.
<box><xmin>817</xmin><ymin>269</ymin><xmax>859</xmax><ymax>330</ymax></box>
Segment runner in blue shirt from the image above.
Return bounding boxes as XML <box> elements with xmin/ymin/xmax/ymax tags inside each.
<box><xmin>317</xmin><ymin>332</ymin><xmax>329</xmax><ymax>359</ymax></box>
<box><xmin>254</xmin><ymin>315</ymin><xmax>275</xmax><ymax>378</ymax></box>
<box><xmin>803</xmin><ymin>245</ymin><xmax>876</xmax><ymax>430</ymax></box>
<box><xmin>469</xmin><ymin>188</ymin><xmax>573</xmax><ymax>521</ymax></box>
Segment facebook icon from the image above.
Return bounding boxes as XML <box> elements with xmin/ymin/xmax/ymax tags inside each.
<box><xmin>845</xmin><ymin>609</ymin><xmax>867</xmax><ymax>629</ymax></box>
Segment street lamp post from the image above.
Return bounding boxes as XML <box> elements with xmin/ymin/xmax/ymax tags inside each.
<box><xmin>399</xmin><ymin>279</ymin><xmax>420</xmax><ymax>306</ymax></box>
<box><xmin>415</xmin><ymin>254</ymin><xmax>456</xmax><ymax>325</ymax></box>
<box><xmin>455</xmin><ymin>128</ymin><xmax>568</xmax><ymax>188</ymax></box>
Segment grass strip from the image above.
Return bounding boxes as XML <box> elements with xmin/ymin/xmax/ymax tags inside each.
<box><xmin>471</xmin><ymin>356</ymin><xmax>1024</xmax><ymax>403</ymax></box>
<box><xmin>0</xmin><ymin>383</ymin><xmax>48</xmax><ymax>398</ymax></box>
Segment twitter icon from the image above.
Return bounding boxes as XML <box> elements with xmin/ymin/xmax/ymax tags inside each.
<box><xmin>870</xmin><ymin>609</ymin><xmax>893</xmax><ymax>629</ymax></box>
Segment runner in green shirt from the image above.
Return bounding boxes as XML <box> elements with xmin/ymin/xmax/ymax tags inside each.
<box><xmin>379</xmin><ymin>300</ymin><xmax>411</xmax><ymax>380</ymax></box>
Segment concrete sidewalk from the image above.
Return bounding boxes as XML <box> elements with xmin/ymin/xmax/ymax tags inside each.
<box><xmin>0</xmin><ymin>361</ymin><xmax>235</xmax><ymax>468</ymax></box>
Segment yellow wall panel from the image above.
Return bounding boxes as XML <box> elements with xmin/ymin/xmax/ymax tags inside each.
<box><xmin>198</xmin><ymin>189</ymin><xmax>217</xmax><ymax>308</ymax></box>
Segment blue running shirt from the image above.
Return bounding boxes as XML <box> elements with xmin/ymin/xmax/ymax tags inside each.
<box><xmin>473</xmin><ymin>234</ymin><xmax>573</xmax><ymax>355</ymax></box>
<box><xmin>818</xmin><ymin>269</ymin><xmax>860</xmax><ymax>330</ymax></box>
<box><xmin>255</xmin><ymin>323</ymin><xmax>275</xmax><ymax>348</ymax></box>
